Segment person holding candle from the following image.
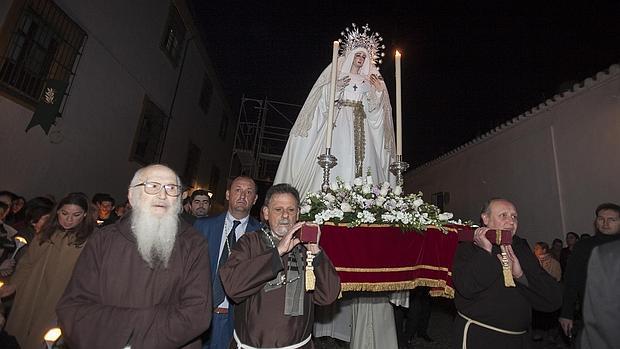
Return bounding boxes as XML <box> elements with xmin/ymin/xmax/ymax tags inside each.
<box><xmin>1</xmin><ymin>192</ymin><xmax>95</xmax><ymax>349</ymax></box>
<box><xmin>274</xmin><ymin>23</ymin><xmax>396</xmax><ymax>199</ymax></box>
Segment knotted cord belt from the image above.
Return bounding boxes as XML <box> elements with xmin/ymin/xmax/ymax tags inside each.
<box><xmin>339</xmin><ymin>99</ymin><xmax>365</xmax><ymax>177</ymax></box>
<box><xmin>458</xmin><ymin>311</ymin><xmax>526</xmax><ymax>349</ymax></box>
<box><xmin>233</xmin><ymin>331</ymin><xmax>311</xmax><ymax>349</ymax></box>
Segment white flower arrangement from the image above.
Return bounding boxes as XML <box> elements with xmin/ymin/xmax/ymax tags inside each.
<box><xmin>299</xmin><ymin>176</ymin><xmax>456</xmax><ymax>231</ymax></box>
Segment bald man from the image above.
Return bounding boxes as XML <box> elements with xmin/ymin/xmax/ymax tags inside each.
<box><xmin>58</xmin><ymin>164</ymin><xmax>212</xmax><ymax>349</ymax></box>
<box><xmin>452</xmin><ymin>198</ymin><xmax>561</xmax><ymax>349</ymax></box>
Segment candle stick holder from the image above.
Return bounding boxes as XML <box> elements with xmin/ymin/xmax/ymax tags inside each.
<box><xmin>10</xmin><ymin>236</ymin><xmax>28</xmax><ymax>259</ymax></box>
<box><xmin>389</xmin><ymin>155</ymin><xmax>409</xmax><ymax>187</ymax></box>
<box><xmin>317</xmin><ymin>148</ymin><xmax>338</xmax><ymax>192</ymax></box>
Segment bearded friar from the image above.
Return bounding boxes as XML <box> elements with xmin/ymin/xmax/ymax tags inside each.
<box><xmin>57</xmin><ymin>164</ymin><xmax>212</xmax><ymax>349</ymax></box>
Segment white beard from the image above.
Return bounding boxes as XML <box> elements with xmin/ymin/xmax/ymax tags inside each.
<box><xmin>131</xmin><ymin>203</ymin><xmax>179</xmax><ymax>269</ymax></box>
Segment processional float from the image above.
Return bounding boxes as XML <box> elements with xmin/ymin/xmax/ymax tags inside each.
<box><xmin>309</xmin><ymin>24</ymin><xmax>513</xmax><ymax>297</ymax></box>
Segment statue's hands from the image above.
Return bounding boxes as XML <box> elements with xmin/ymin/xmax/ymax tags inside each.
<box><xmin>369</xmin><ymin>74</ymin><xmax>383</xmax><ymax>90</ymax></box>
<box><xmin>336</xmin><ymin>76</ymin><xmax>350</xmax><ymax>89</ymax></box>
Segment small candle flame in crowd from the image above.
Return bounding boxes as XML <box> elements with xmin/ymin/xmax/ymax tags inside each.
<box><xmin>44</xmin><ymin>327</ymin><xmax>62</xmax><ymax>342</ymax></box>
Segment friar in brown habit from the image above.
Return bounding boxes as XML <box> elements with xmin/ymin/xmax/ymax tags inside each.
<box><xmin>220</xmin><ymin>183</ymin><xmax>341</xmax><ymax>349</ymax></box>
<box><xmin>57</xmin><ymin>164</ymin><xmax>212</xmax><ymax>349</ymax></box>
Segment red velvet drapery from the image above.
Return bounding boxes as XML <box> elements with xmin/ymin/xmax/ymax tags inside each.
<box><xmin>319</xmin><ymin>224</ymin><xmax>459</xmax><ymax>298</ymax></box>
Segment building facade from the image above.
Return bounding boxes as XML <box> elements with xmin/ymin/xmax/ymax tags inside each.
<box><xmin>0</xmin><ymin>0</ymin><xmax>234</xmax><ymax>205</ymax></box>
<box><xmin>405</xmin><ymin>64</ymin><xmax>620</xmax><ymax>244</ymax></box>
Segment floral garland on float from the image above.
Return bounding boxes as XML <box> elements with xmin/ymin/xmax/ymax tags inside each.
<box><xmin>299</xmin><ymin>175</ymin><xmax>467</xmax><ymax>231</ymax></box>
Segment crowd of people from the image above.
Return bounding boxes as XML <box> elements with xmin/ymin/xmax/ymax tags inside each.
<box><xmin>0</xmin><ymin>165</ymin><xmax>342</xmax><ymax>349</ymax></box>
<box><xmin>0</xmin><ymin>173</ymin><xmax>618</xmax><ymax>349</ymax></box>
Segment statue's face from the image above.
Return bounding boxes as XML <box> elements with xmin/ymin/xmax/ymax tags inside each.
<box><xmin>353</xmin><ymin>51</ymin><xmax>366</xmax><ymax>68</ymax></box>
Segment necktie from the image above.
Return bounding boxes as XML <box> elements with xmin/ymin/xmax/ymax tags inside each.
<box><xmin>213</xmin><ymin>220</ymin><xmax>241</xmax><ymax>306</ymax></box>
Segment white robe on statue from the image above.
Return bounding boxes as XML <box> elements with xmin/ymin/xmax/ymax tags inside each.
<box><xmin>274</xmin><ymin>47</ymin><xmax>399</xmax><ymax>349</ymax></box>
<box><xmin>274</xmin><ymin>47</ymin><xmax>396</xmax><ymax>198</ymax></box>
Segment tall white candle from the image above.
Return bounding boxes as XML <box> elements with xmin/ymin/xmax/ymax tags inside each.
<box><xmin>395</xmin><ymin>50</ymin><xmax>402</xmax><ymax>156</ymax></box>
<box><xmin>325</xmin><ymin>41</ymin><xmax>339</xmax><ymax>149</ymax></box>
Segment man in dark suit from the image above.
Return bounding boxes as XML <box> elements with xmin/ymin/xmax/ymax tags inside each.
<box><xmin>194</xmin><ymin>176</ymin><xmax>261</xmax><ymax>349</ymax></box>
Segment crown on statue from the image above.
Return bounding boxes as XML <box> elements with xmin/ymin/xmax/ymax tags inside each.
<box><xmin>339</xmin><ymin>23</ymin><xmax>386</xmax><ymax>65</ymax></box>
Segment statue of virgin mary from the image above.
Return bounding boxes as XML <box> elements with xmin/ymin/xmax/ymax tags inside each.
<box><xmin>273</xmin><ymin>24</ymin><xmax>396</xmax><ymax>197</ymax></box>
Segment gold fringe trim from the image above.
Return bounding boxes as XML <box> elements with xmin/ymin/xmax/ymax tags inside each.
<box><xmin>340</xmin><ymin>279</ymin><xmax>455</xmax><ymax>298</ymax></box>
<box><xmin>336</xmin><ymin>264</ymin><xmax>451</xmax><ymax>275</ymax></box>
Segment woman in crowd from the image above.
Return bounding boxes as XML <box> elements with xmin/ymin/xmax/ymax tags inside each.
<box><xmin>550</xmin><ymin>238</ymin><xmax>563</xmax><ymax>261</ymax></box>
<box><xmin>0</xmin><ymin>197</ymin><xmax>55</xmax><ymax>278</ymax></box>
<box><xmin>0</xmin><ymin>192</ymin><xmax>94</xmax><ymax>349</ymax></box>
<box><xmin>13</xmin><ymin>197</ymin><xmax>56</xmax><ymax>261</ymax></box>
<box><xmin>6</xmin><ymin>196</ymin><xmax>26</xmax><ymax>229</ymax></box>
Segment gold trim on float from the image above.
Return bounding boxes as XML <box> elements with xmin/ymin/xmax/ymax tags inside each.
<box><xmin>340</xmin><ymin>279</ymin><xmax>455</xmax><ymax>298</ymax></box>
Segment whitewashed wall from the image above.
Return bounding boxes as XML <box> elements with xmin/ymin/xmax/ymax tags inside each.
<box><xmin>405</xmin><ymin>65</ymin><xmax>620</xmax><ymax>244</ymax></box>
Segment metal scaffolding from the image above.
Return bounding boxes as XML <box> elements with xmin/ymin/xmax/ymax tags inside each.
<box><xmin>229</xmin><ymin>96</ymin><xmax>301</xmax><ymax>183</ymax></box>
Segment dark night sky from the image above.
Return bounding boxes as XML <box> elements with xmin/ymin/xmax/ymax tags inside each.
<box><xmin>190</xmin><ymin>1</ymin><xmax>620</xmax><ymax>167</ymax></box>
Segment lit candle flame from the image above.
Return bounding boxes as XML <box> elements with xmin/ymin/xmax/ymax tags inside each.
<box><xmin>44</xmin><ymin>327</ymin><xmax>62</xmax><ymax>342</ymax></box>
<box><xmin>0</xmin><ymin>281</ymin><xmax>4</xmax><ymax>288</ymax></box>
<box><xmin>10</xmin><ymin>236</ymin><xmax>29</xmax><ymax>259</ymax></box>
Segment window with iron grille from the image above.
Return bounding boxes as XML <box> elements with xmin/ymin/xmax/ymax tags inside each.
<box><xmin>0</xmin><ymin>0</ymin><xmax>86</xmax><ymax>106</ymax></box>
<box><xmin>131</xmin><ymin>96</ymin><xmax>169</xmax><ymax>165</ymax></box>
<box><xmin>160</xmin><ymin>4</ymin><xmax>186</xmax><ymax>66</ymax></box>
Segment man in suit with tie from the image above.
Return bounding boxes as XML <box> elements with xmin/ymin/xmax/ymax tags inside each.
<box><xmin>195</xmin><ymin>176</ymin><xmax>261</xmax><ymax>349</ymax></box>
